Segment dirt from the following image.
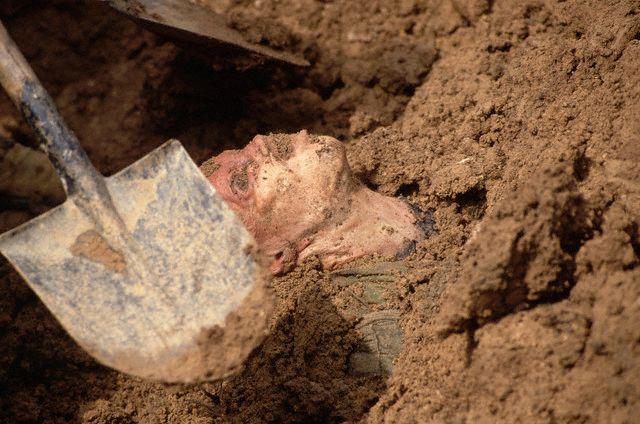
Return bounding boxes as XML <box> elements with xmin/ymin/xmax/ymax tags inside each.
<box><xmin>193</xmin><ymin>269</ymin><xmax>274</xmax><ymax>383</ymax></box>
<box><xmin>229</xmin><ymin>163</ymin><xmax>250</xmax><ymax>194</ymax></box>
<box><xmin>70</xmin><ymin>230</ymin><xmax>127</xmax><ymax>273</ymax></box>
<box><xmin>264</xmin><ymin>134</ymin><xmax>293</xmax><ymax>161</ymax></box>
<box><xmin>0</xmin><ymin>0</ymin><xmax>639</xmax><ymax>422</ymax></box>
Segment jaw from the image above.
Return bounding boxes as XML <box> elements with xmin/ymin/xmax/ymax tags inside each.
<box><xmin>297</xmin><ymin>188</ymin><xmax>425</xmax><ymax>269</ymax></box>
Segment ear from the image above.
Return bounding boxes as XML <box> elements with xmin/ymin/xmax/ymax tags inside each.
<box><xmin>268</xmin><ymin>243</ymin><xmax>298</xmax><ymax>275</ymax></box>
<box><xmin>269</xmin><ymin>255</ymin><xmax>286</xmax><ymax>275</ymax></box>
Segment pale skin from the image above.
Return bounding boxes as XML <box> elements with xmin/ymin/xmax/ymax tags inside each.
<box><xmin>203</xmin><ymin>131</ymin><xmax>428</xmax><ymax>274</ymax></box>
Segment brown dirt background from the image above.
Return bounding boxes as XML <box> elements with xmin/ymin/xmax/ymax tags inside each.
<box><xmin>0</xmin><ymin>0</ymin><xmax>639</xmax><ymax>422</ymax></box>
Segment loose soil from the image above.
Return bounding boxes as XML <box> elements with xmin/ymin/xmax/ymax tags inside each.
<box><xmin>0</xmin><ymin>0</ymin><xmax>639</xmax><ymax>422</ymax></box>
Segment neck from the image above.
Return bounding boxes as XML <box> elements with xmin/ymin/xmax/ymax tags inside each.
<box><xmin>299</xmin><ymin>188</ymin><xmax>423</xmax><ymax>269</ymax></box>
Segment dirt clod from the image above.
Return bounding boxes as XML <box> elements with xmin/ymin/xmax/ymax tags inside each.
<box><xmin>70</xmin><ymin>230</ymin><xmax>127</xmax><ymax>274</ymax></box>
<box><xmin>0</xmin><ymin>0</ymin><xmax>639</xmax><ymax>422</ymax></box>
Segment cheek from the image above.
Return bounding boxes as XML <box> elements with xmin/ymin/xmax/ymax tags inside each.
<box><xmin>247</xmin><ymin>140</ymin><xmax>354</xmax><ymax>227</ymax></box>
<box><xmin>252</xmin><ymin>163</ymin><xmax>291</xmax><ymax>213</ymax></box>
<box><xmin>289</xmin><ymin>148</ymin><xmax>352</xmax><ymax>198</ymax></box>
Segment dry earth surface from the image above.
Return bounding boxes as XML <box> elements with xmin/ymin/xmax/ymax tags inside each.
<box><xmin>0</xmin><ymin>0</ymin><xmax>639</xmax><ymax>422</ymax></box>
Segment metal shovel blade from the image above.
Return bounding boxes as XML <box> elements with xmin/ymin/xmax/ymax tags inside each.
<box><xmin>106</xmin><ymin>0</ymin><xmax>309</xmax><ymax>66</ymax></box>
<box><xmin>0</xmin><ymin>139</ymin><xmax>271</xmax><ymax>383</ymax></box>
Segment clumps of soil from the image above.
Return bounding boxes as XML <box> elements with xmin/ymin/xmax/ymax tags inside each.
<box><xmin>69</xmin><ymin>230</ymin><xmax>128</xmax><ymax>274</ymax></box>
<box><xmin>215</xmin><ymin>0</ymin><xmax>440</xmax><ymax>137</ymax></box>
<box><xmin>1</xmin><ymin>0</ymin><xmax>639</xmax><ymax>422</ymax></box>
<box><xmin>194</xmin><ymin>269</ymin><xmax>274</xmax><ymax>382</ymax></box>
<box><xmin>347</xmin><ymin>0</ymin><xmax>640</xmax><ymax>421</ymax></box>
<box><xmin>226</xmin><ymin>8</ymin><xmax>298</xmax><ymax>51</ymax></box>
<box><xmin>198</xmin><ymin>156</ymin><xmax>220</xmax><ymax>176</ymax></box>
<box><xmin>439</xmin><ymin>166</ymin><xmax>593</xmax><ymax>330</ymax></box>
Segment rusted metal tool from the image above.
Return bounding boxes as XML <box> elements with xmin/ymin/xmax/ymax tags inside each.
<box><xmin>0</xmin><ymin>21</ymin><xmax>270</xmax><ymax>383</ymax></box>
<box><xmin>105</xmin><ymin>0</ymin><xmax>308</xmax><ymax>66</ymax></box>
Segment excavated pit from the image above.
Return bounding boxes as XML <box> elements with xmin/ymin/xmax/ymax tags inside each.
<box><xmin>0</xmin><ymin>0</ymin><xmax>639</xmax><ymax>422</ymax></box>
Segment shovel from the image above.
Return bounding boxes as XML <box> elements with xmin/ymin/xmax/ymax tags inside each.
<box><xmin>0</xmin><ymin>22</ymin><xmax>271</xmax><ymax>383</ymax></box>
<box><xmin>105</xmin><ymin>0</ymin><xmax>309</xmax><ymax>66</ymax></box>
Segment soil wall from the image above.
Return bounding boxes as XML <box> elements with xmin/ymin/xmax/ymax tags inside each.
<box><xmin>0</xmin><ymin>0</ymin><xmax>638</xmax><ymax>422</ymax></box>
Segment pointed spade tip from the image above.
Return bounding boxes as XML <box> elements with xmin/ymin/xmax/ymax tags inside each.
<box><xmin>88</xmin><ymin>271</ymin><xmax>274</xmax><ymax>383</ymax></box>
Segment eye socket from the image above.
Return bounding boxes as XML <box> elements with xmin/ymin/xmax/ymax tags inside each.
<box><xmin>230</xmin><ymin>163</ymin><xmax>251</xmax><ymax>194</ymax></box>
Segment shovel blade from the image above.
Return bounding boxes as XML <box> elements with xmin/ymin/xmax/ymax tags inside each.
<box><xmin>107</xmin><ymin>0</ymin><xmax>309</xmax><ymax>66</ymax></box>
<box><xmin>0</xmin><ymin>140</ymin><xmax>271</xmax><ymax>382</ymax></box>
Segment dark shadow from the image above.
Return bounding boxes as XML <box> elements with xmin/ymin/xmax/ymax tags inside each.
<box><xmin>572</xmin><ymin>150</ymin><xmax>592</xmax><ymax>182</ymax></box>
<box><xmin>395</xmin><ymin>181</ymin><xmax>420</xmax><ymax>197</ymax></box>
<box><xmin>0</xmin><ymin>0</ymin><xmax>329</xmax><ymax>176</ymax></box>
<box><xmin>0</xmin><ymin>258</ymin><xmax>118</xmax><ymax>423</ymax></box>
<box><xmin>142</xmin><ymin>49</ymin><xmax>325</xmax><ymax>159</ymax></box>
<box><xmin>202</xmin><ymin>273</ymin><xmax>390</xmax><ymax>423</ymax></box>
<box><xmin>455</xmin><ymin>186</ymin><xmax>488</xmax><ymax>221</ymax></box>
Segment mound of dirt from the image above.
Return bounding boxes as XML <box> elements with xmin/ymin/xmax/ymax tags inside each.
<box><xmin>0</xmin><ymin>0</ymin><xmax>638</xmax><ymax>422</ymax></box>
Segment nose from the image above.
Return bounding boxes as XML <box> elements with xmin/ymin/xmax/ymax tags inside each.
<box><xmin>290</xmin><ymin>130</ymin><xmax>311</xmax><ymax>148</ymax></box>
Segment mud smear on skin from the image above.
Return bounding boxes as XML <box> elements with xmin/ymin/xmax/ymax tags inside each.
<box><xmin>229</xmin><ymin>162</ymin><xmax>251</xmax><ymax>194</ymax></box>
<box><xmin>265</xmin><ymin>134</ymin><xmax>293</xmax><ymax>161</ymax></box>
<box><xmin>1</xmin><ymin>0</ymin><xmax>639</xmax><ymax>422</ymax></box>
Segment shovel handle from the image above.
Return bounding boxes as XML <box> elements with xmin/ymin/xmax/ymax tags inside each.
<box><xmin>0</xmin><ymin>20</ymin><xmax>103</xmax><ymax>197</ymax></box>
